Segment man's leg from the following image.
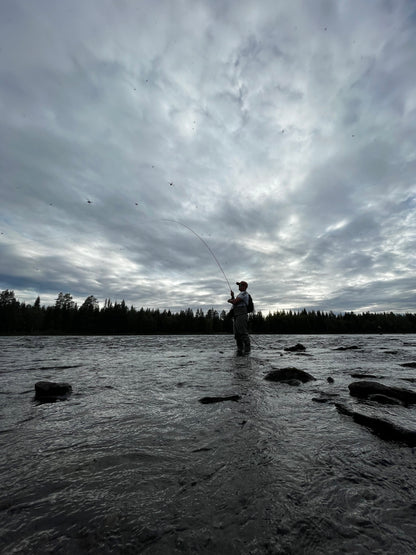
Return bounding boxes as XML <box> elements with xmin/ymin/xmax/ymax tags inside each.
<box><xmin>236</xmin><ymin>336</ymin><xmax>244</xmax><ymax>354</ymax></box>
<box><xmin>234</xmin><ymin>316</ymin><xmax>244</xmax><ymax>354</ymax></box>
<box><xmin>243</xmin><ymin>334</ymin><xmax>251</xmax><ymax>353</ymax></box>
<box><xmin>241</xmin><ymin>315</ymin><xmax>251</xmax><ymax>353</ymax></box>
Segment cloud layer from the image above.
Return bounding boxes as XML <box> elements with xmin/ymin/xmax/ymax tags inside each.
<box><xmin>1</xmin><ymin>0</ymin><xmax>415</xmax><ymax>313</ymax></box>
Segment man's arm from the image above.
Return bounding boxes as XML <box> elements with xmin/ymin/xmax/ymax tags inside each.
<box><xmin>228</xmin><ymin>291</ymin><xmax>243</xmax><ymax>305</ymax></box>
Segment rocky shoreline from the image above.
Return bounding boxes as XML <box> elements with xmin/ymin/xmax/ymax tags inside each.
<box><xmin>34</xmin><ymin>341</ymin><xmax>416</xmax><ymax>447</ymax></box>
<box><xmin>261</xmin><ymin>343</ymin><xmax>416</xmax><ymax>447</ymax></box>
<box><xmin>230</xmin><ymin>341</ymin><xmax>416</xmax><ymax>448</ymax></box>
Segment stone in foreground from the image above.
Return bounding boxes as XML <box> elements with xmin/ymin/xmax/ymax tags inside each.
<box><xmin>284</xmin><ymin>343</ymin><xmax>306</xmax><ymax>352</ymax></box>
<box><xmin>368</xmin><ymin>394</ymin><xmax>403</xmax><ymax>406</ymax></box>
<box><xmin>199</xmin><ymin>395</ymin><xmax>241</xmax><ymax>404</ymax></box>
<box><xmin>35</xmin><ymin>381</ymin><xmax>72</xmax><ymax>401</ymax></box>
<box><xmin>335</xmin><ymin>402</ymin><xmax>416</xmax><ymax>447</ymax></box>
<box><xmin>348</xmin><ymin>381</ymin><xmax>416</xmax><ymax>405</ymax></box>
<box><xmin>265</xmin><ymin>367</ymin><xmax>316</xmax><ymax>384</ymax></box>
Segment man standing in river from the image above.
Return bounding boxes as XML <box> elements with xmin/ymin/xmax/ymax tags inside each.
<box><xmin>228</xmin><ymin>280</ymin><xmax>251</xmax><ymax>355</ymax></box>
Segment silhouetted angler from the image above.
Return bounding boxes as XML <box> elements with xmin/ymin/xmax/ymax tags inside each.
<box><xmin>227</xmin><ymin>280</ymin><xmax>251</xmax><ymax>355</ymax></box>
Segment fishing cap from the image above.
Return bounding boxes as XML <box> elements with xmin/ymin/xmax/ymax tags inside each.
<box><xmin>236</xmin><ymin>280</ymin><xmax>248</xmax><ymax>288</ymax></box>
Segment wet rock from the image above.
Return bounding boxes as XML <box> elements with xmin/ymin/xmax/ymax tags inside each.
<box><xmin>284</xmin><ymin>379</ymin><xmax>302</xmax><ymax>386</ymax></box>
<box><xmin>199</xmin><ymin>395</ymin><xmax>241</xmax><ymax>404</ymax></box>
<box><xmin>334</xmin><ymin>345</ymin><xmax>360</xmax><ymax>351</ymax></box>
<box><xmin>312</xmin><ymin>392</ymin><xmax>339</xmax><ymax>403</ymax></box>
<box><xmin>284</xmin><ymin>343</ymin><xmax>306</xmax><ymax>352</ymax></box>
<box><xmin>265</xmin><ymin>367</ymin><xmax>316</xmax><ymax>384</ymax></box>
<box><xmin>327</xmin><ymin>377</ymin><xmax>334</xmax><ymax>383</ymax></box>
<box><xmin>335</xmin><ymin>402</ymin><xmax>353</xmax><ymax>417</ymax></box>
<box><xmin>34</xmin><ymin>381</ymin><xmax>72</xmax><ymax>401</ymax></box>
<box><xmin>348</xmin><ymin>381</ymin><xmax>416</xmax><ymax>405</ymax></box>
<box><xmin>335</xmin><ymin>402</ymin><xmax>416</xmax><ymax>447</ymax></box>
<box><xmin>400</xmin><ymin>362</ymin><xmax>416</xmax><ymax>368</ymax></box>
<box><xmin>312</xmin><ymin>397</ymin><xmax>329</xmax><ymax>403</ymax></box>
<box><xmin>350</xmin><ymin>373</ymin><xmax>384</xmax><ymax>379</ymax></box>
<box><xmin>368</xmin><ymin>394</ymin><xmax>403</xmax><ymax>406</ymax></box>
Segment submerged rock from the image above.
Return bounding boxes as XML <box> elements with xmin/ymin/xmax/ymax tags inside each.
<box><xmin>284</xmin><ymin>343</ymin><xmax>306</xmax><ymax>352</ymax></box>
<box><xmin>265</xmin><ymin>367</ymin><xmax>316</xmax><ymax>384</ymax></box>
<box><xmin>312</xmin><ymin>392</ymin><xmax>339</xmax><ymax>403</ymax></box>
<box><xmin>199</xmin><ymin>395</ymin><xmax>241</xmax><ymax>404</ymax></box>
<box><xmin>348</xmin><ymin>381</ymin><xmax>416</xmax><ymax>405</ymax></box>
<box><xmin>334</xmin><ymin>345</ymin><xmax>360</xmax><ymax>351</ymax></box>
<box><xmin>350</xmin><ymin>373</ymin><xmax>384</xmax><ymax>379</ymax></box>
<box><xmin>368</xmin><ymin>394</ymin><xmax>403</xmax><ymax>406</ymax></box>
<box><xmin>284</xmin><ymin>379</ymin><xmax>302</xmax><ymax>387</ymax></box>
<box><xmin>35</xmin><ymin>381</ymin><xmax>72</xmax><ymax>402</ymax></box>
<box><xmin>335</xmin><ymin>402</ymin><xmax>416</xmax><ymax>447</ymax></box>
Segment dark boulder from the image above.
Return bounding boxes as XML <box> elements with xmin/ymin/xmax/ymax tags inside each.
<box><xmin>335</xmin><ymin>402</ymin><xmax>354</xmax><ymax>417</ymax></box>
<box><xmin>265</xmin><ymin>367</ymin><xmax>316</xmax><ymax>384</ymax></box>
<box><xmin>284</xmin><ymin>379</ymin><xmax>302</xmax><ymax>386</ymax></box>
<box><xmin>312</xmin><ymin>392</ymin><xmax>339</xmax><ymax>403</ymax></box>
<box><xmin>284</xmin><ymin>343</ymin><xmax>306</xmax><ymax>352</ymax></box>
<box><xmin>335</xmin><ymin>402</ymin><xmax>416</xmax><ymax>447</ymax></box>
<box><xmin>368</xmin><ymin>394</ymin><xmax>403</xmax><ymax>406</ymax></box>
<box><xmin>199</xmin><ymin>395</ymin><xmax>241</xmax><ymax>404</ymax></box>
<box><xmin>35</xmin><ymin>381</ymin><xmax>72</xmax><ymax>401</ymax></box>
<box><xmin>400</xmin><ymin>362</ymin><xmax>416</xmax><ymax>368</ymax></box>
<box><xmin>350</xmin><ymin>373</ymin><xmax>384</xmax><ymax>379</ymax></box>
<box><xmin>348</xmin><ymin>381</ymin><xmax>416</xmax><ymax>405</ymax></box>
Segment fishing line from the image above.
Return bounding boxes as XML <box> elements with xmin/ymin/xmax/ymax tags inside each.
<box><xmin>162</xmin><ymin>219</ymin><xmax>232</xmax><ymax>292</ymax></box>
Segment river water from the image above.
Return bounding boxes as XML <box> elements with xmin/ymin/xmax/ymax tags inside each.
<box><xmin>1</xmin><ymin>334</ymin><xmax>416</xmax><ymax>554</ymax></box>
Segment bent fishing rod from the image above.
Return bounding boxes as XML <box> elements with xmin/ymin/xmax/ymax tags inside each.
<box><xmin>162</xmin><ymin>219</ymin><xmax>264</xmax><ymax>349</ymax></box>
<box><xmin>162</xmin><ymin>219</ymin><xmax>233</xmax><ymax>293</ymax></box>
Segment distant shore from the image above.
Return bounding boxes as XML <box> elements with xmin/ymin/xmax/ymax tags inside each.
<box><xmin>2</xmin><ymin>290</ymin><xmax>416</xmax><ymax>334</ymax></box>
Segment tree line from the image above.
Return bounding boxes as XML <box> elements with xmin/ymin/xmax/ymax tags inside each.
<box><xmin>1</xmin><ymin>289</ymin><xmax>416</xmax><ymax>335</ymax></box>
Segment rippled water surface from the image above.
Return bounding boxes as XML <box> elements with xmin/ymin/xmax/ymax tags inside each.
<box><xmin>1</xmin><ymin>334</ymin><xmax>416</xmax><ymax>554</ymax></box>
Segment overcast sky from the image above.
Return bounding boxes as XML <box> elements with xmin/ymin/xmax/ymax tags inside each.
<box><xmin>1</xmin><ymin>0</ymin><xmax>415</xmax><ymax>314</ymax></box>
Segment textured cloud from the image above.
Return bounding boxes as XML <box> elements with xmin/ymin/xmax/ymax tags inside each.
<box><xmin>1</xmin><ymin>0</ymin><xmax>415</xmax><ymax>313</ymax></box>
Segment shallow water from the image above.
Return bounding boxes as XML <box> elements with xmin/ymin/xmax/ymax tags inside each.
<box><xmin>1</xmin><ymin>334</ymin><xmax>416</xmax><ymax>554</ymax></box>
